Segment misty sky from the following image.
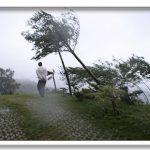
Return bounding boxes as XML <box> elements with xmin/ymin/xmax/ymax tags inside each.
<box><xmin>0</xmin><ymin>8</ymin><xmax>150</xmax><ymax>88</ymax></box>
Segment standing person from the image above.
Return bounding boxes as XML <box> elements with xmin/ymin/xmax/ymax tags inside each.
<box><xmin>36</xmin><ymin>62</ymin><xmax>47</xmax><ymax>97</ymax></box>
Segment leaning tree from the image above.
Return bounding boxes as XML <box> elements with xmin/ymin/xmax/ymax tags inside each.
<box><xmin>22</xmin><ymin>9</ymin><xmax>100</xmax><ymax>95</ymax></box>
<box><xmin>22</xmin><ymin>10</ymin><xmax>76</xmax><ymax>95</ymax></box>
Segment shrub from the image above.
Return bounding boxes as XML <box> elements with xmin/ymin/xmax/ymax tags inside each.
<box><xmin>94</xmin><ymin>85</ymin><xmax>125</xmax><ymax>115</ymax></box>
<box><xmin>74</xmin><ymin>88</ymin><xmax>95</xmax><ymax>101</ymax></box>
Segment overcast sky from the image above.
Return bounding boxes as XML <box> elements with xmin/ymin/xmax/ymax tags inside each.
<box><xmin>0</xmin><ymin>8</ymin><xmax>150</xmax><ymax>88</ymax></box>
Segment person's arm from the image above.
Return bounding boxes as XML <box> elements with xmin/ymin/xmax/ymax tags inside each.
<box><xmin>47</xmin><ymin>71</ymin><xmax>53</xmax><ymax>76</ymax></box>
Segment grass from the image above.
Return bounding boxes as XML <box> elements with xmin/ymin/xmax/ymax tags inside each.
<box><xmin>65</xmin><ymin>97</ymin><xmax>150</xmax><ymax>140</ymax></box>
<box><xmin>0</xmin><ymin>93</ymin><xmax>150</xmax><ymax>140</ymax></box>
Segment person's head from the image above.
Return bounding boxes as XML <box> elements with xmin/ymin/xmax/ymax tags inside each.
<box><xmin>38</xmin><ymin>62</ymin><xmax>42</xmax><ymax>67</ymax></box>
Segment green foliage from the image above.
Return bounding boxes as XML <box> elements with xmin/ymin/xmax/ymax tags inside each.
<box><xmin>59</xmin><ymin>66</ymin><xmax>88</xmax><ymax>92</ymax></box>
<box><xmin>74</xmin><ymin>88</ymin><xmax>95</xmax><ymax>101</ymax></box>
<box><xmin>113</xmin><ymin>54</ymin><xmax>150</xmax><ymax>86</ymax></box>
<box><xmin>22</xmin><ymin>9</ymin><xmax>101</xmax><ymax>89</ymax></box>
<box><xmin>22</xmin><ymin>9</ymin><xmax>81</xmax><ymax>96</ymax></box>
<box><xmin>94</xmin><ymin>85</ymin><xmax>125</xmax><ymax>115</ymax></box>
<box><xmin>94</xmin><ymin>85</ymin><xmax>124</xmax><ymax>101</ymax></box>
<box><xmin>21</xmin><ymin>10</ymin><xmax>80</xmax><ymax>60</ymax></box>
<box><xmin>0</xmin><ymin>68</ymin><xmax>20</xmax><ymax>94</ymax></box>
<box><xmin>93</xmin><ymin>60</ymin><xmax>119</xmax><ymax>87</ymax></box>
<box><xmin>113</xmin><ymin>54</ymin><xmax>150</xmax><ymax>103</ymax></box>
<box><xmin>59</xmin><ymin>54</ymin><xmax>150</xmax><ymax>104</ymax></box>
<box><xmin>66</xmin><ymin>94</ymin><xmax>150</xmax><ymax>140</ymax></box>
<box><xmin>128</xmin><ymin>55</ymin><xmax>150</xmax><ymax>79</ymax></box>
<box><xmin>59</xmin><ymin>61</ymin><xmax>119</xmax><ymax>92</ymax></box>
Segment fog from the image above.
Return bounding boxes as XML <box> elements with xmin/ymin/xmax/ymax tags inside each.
<box><xmin>1</xmin><ymin>8</ymin><xmax>150</xmax><ymax>88</ymax></box>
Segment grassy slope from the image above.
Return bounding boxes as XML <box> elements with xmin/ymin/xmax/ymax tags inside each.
<box><xmin>0</xmin><ymin>93</ymin><xmax>150</xmax><ymax>140</ymax></box>
<box><xmin>66</xmin><ymin>98</ymin><xmax>150</xmax><ymax>140</ymax></box>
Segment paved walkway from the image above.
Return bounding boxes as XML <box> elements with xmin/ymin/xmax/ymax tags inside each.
<box><xmin>0</xmin><ymin>107</ymin><xmax>25</xmax><ymax>140</ymax></box>
<box><xmin>26</xmin><ymin>94</ymin><xmax>114</xmax><ymax>140</ymax></box>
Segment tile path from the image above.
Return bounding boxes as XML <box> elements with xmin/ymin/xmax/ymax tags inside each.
<box><xmin>0</xmin><ymin>107</ymin><xmax>25</xmax><ymax>140</ymax></box>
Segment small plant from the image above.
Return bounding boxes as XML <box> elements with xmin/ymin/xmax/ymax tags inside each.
<box><xmin>94</xmin><ymin>85</ymin><xmax>125</xmax><ymax>115</ymax></box>
<box><xmin>74</xmin><ymin>88</ymin><xmax>95</xmax><ymax>101</ymax></box>
<box><xmin>59</xmin><ymin>88</ymin><xmax>68</xmax><ymax>96</ymax></box>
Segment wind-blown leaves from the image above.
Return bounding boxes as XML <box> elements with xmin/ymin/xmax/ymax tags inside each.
<box><xmin>21</xmin><ymin>10</ymin><xmax>80</xmax><ymax>60</ymax></box>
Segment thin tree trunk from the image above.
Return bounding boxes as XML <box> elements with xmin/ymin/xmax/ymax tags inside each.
<box><xmin>52</xmin><ymin>70</ymin><xmax>57</xmax><ymax>91</ymax></box>
<box><xmin>53</xmin><ymin>25</ymin><xmax>72</xmax><ymax>95</ymax></box>
<box><xmin>58</xmin><ymin>49</ymin><xmax>72</xmax><ymax>96</ymax></box>
<box><xmin>65</xmin><ymin>42</ymin><xmax>100</xmax><ymax>85</ymax></box>
<box><xmin>57</xmin><ymin>27</ymin><xmax>100</xmax><ymax>85</ymax></box>
<box><xmin>111</xmin><ymin>99</ymin><xmax>117</xmax><ymax>115</ymax></box>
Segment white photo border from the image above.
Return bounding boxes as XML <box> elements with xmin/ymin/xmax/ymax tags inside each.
<box><xmin>0</xmin><ymin>0</ymin><xmax>150</xmax><ymax>7</ymax></box>
<box><xmin>0</xmin><ymin>0</ymin><xmax>150</xmax><ymax>146</ymax></box>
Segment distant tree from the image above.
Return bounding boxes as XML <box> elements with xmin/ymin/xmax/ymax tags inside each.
<box><xmin>0</xmin><ymin>68</ymin><xmax>20</xmax><ymax>94</ymax></box>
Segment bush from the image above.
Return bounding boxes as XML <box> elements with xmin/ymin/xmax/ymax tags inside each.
<box><xmin>94</xmin><ymin>85</ymin><xmax>125</xmax><ymax>115</ymax></box>
<box><xmin>74</xmin><ymin>88</ymin><xmax>95</xmax><ymax>101</ymax></box>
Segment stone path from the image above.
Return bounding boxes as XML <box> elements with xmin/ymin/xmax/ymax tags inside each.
<box><xmin>26</xmin><ymin>94</ymin><xmax>114</xmax><ymax>140</ymax></box>
<box><xmin>0</xmin><ymin>107</ymin><xmax>25</xmax><ymax>140</ymax></box>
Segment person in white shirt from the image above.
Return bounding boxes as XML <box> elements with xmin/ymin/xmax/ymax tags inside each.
<box><xmin>36</xmin><ymin>62</ymin><xmax>48</xmax><ymax>97</ymax></box>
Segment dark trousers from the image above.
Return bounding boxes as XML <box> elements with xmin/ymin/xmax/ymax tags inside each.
<box><xmin>37</xmin><ymin>80</ymin><xmax>46</xmax><ymax>97</ymax></box>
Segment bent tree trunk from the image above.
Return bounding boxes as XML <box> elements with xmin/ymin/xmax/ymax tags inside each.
<box><xmin>52</xmin><ymin>70</ymin><xmax>57</xmax><ymax>91</ymax></box>
<box><xmin>65</xmin><ymin>42</ymin><xmax>100</xmax><ymax>85</ymax></box>
<box><xmin>58</xmin><ymin>49</ymin><xmax>72</xmax><ymax>96</ymax></box>
<box><xmin>56</xmin><ymin>26</ymin><xmax>100</xmax><ymax>85</ymax></box>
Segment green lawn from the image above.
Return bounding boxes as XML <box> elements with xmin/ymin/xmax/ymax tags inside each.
<box><xmin>0</xmin><ymin>93</ymin><xmax>150</xmax><ymax>140</ymax></box>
